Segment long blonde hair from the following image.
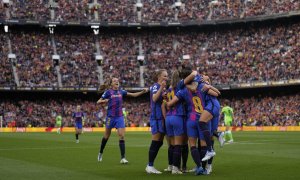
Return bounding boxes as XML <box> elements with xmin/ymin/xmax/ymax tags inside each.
<box><xmin>171</xmin><ymin>70</ymin><xmax>180</xmax><ymax>89</ymax></box>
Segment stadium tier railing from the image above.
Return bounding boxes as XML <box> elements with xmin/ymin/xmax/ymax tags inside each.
<box><xmin>0</xmin><ymin>11</ymin><xmax>299</xmax><ymax>28</ymax></box>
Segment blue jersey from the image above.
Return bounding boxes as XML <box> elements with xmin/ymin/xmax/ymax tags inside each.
<box><xmin>166</xmin><ymin>80</ymin><xmax>185</xmax><ymax>116</ymax></box>
<box><xmin>193</xmin><ymin>74</ymin><xmax>203</xmax><ymax>83</ymax></box>
<box><xmin>72</xmin><ymin>112</ymin><xmax>85</xmax><ymax>123</ymax></box>
<box><xmin>101</xmin><ymin>89</ymin><xmax>127</xmax><ymax>117</ymax></box>
<box><xmin>150</xmin><ymin>83</ymin><xmax>164</xmax><ymax>120</ymax></box>
<box><xmin>176</xmin><ymin>83</ymin><xmax>207</xmax><ymax>120</ymax></box>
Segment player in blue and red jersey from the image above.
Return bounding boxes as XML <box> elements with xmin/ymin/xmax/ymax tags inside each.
<box><xmin>161</xmin><ymin>69</ymin><xmax>199</xmax><ymax>174</ymax></box>
<box><xmin>167</xmin><ymin>77</ymin><xmax>219</xmax><ymax>175</ymax></box>
<box><xmin>145</xmin><ymin>69</ymin><xmax>168</xmax><ymax>174</ymax></box>
<box><xmin>186</xmin><ymin>74</ymin><xmax>223</xmax><ymax>173</ymax></box>
<box><xmin>73</xmin><ymin>105</ymin><xmax>86</xmax><ymax>143</ymax></box>
<box><xmin>97</xmin><ymin>77</ymin><xmax>148</xmax><ymax>164</ymax></box>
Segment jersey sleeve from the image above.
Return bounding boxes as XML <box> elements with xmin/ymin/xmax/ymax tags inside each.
<box><xmin>101</xmin><ymin>90</ymin><xmax>110</xmax><ymax>99</ymax></box>
<box><xmin>175</xmin><ymin>89</ymin><xmax>185</xmax><ymax>101</ymax></box>
<box><xmin>151</xmin><ymin>84</ymin><xmax>160</xmax><ymax>94</ymax></box>
<box><xmin>121</xmin><ymin>90</ymin><xmax>128</xmax><ymax>97</ymax></box>
<box><xmin>177</xmin><ymin>80</ymin><xmax>185</xmax><ymax>89</ymax></box>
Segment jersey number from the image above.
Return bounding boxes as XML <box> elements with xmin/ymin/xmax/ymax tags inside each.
<box><xmin>167</xmin><ymin>91</ymin><xmax>175</xmax><ymax>101</ymax></box>
<box><xmin>192</xmin><ymin>97</ymin><xmax>203</xmax><ymax>113</ymax></box>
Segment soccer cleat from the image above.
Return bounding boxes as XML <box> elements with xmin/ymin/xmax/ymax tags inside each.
<box><xmin>97</xmin><ymin>153</ymin><xmax>103</xmax><ymax>162</ymax></box>
<box><xmin>206</xmin><ymin>164</ymin><xmax>212</xmax><ymax>174</ymax></box>
<box><xmin>171</xmin><ymin>166</ymin><xmax>183</xmax><ymax>174</ymax></box>
<box><xmin>76</xmin><ymin>140</ymin><xmax>79</xmax><ymax>143</ymax></box>
<box><xmin>228</xmin><ymin>139</ymin><xmax>234</xmax><ymax>143</ymax></box>
<box><xmin>202</xmin><ymin>150</ymin><xmax>216</xmax><ymax>161</ymax></box>
<box><xmin>164</xmin><ymin>165</ymin><xmax>172</xmax><ymax>172</ymax></box>
<box><xmin>195</xmin><ymin>166</ymin><xmax>206</xmax><ymax>175</ymax></box>
<box><xmin>120</xmin><ymin>158</ymin><xmax>129</xmax><ymax>164</ymax></box>
<box><xmin>218</xmin><ymin>132</ymin><xmax>225</xmax><ymax>147</ymax></box>
<box><xmin>181</xmin><ymin>167</ymin><xmax>188</xmax><ymax>173</ymax></box>
<box><xmin>188</xmin><ymin>167</ymin><xmax>197</xmax><ymax>173</ymax></box>
<box><xmin>145</xmin><ymin>165</ymin><xmax>162</xmax><ymax>174</ymax></box>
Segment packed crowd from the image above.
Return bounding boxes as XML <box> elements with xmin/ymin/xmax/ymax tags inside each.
<box><xmin>1</xmin><ymin>21</ymin><xmax>299</xmax><ymax>87</ymax></box>
<box><xmin>1</xmin><ymin>0</ymin><xmax>299</xmax><ymax>22</ymax></box>
<box><xmin>1</xmin><ymin>93</ymin><xmax>299</xmax><ymax>127</ymax></box>
<box><xmin>55</xmin><ymin>31</ymin><xmax>99</xmax><ymax>87</ymax></box>
<box><xmin>10</xmin><ymin>31</ymin><xmax>58</xmax><ymax>87</ymax></box>
<box><xmin>0</xmin><ymin>33</ymin><xmax>15</xmax><ymax>86</ymax></box>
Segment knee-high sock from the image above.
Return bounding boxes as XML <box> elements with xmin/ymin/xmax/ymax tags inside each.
<box><xmin>148</xmin><ymin>140</ymin><xmax>163</xmax><ymax>166</ymax></box>
<box><xmin>173</xmin><ymin>145</ymin><xmax>181</xmax><ymax>168</ymax></box>
<box><xmin>181</xmin><ymin>144</ymin><xmax>189</xmax><ymax>169</ymax></box>
<box><xmin>99</xmin><ymin>137</ymin><xmax>108</xmax><ymax>153</ymax></box>
<box><xmin>168</xmin><ymin>145</ymin><xmax>174</xmax><ymax>166</ymax></box>
<box><xmin>200</xmin><ymin>145</ymin><xmax>207</xmax><ymax>168</ymax></box>
<box><xmin>191</xmin><ymin>146</ymin><xmax>201</xmax><ymax>167</ymax></box>
<box><xmin>199</xmin><ymin>122</ymin><xmax>212</xmax><ymax>151</ymax></box>
<box><xmin>119</xmin><ymin>140</ymin><xmax>125</xmax><ymax>158</ymax></box>
<box><xmin>208</xmin><ymin>140</ymin><xmax>214</xmax><ymax>164</ymax></box>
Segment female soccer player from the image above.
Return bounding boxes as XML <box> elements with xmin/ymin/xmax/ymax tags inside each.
<box><xmin>167</xmin><ymin>76</ymin><xmax>219</xmax><ymax>175</ymax></box>
<box><xmin>221</xmin><ymin>100</ymin><xmax>234</xmax><ymax>143</ymax></box>
<box><xmin>145</xmin><ymin>69</ymin><xmax>168</xmax><ymax>174</ymax></box>
<box><xmin>73</xmin><ymin>105</ymin><xmax>85</xmax><ymax>143</ymax></box>
<box><xmin>162</xmin><ymin>69</ymin><xmax>200</xmax><ymax>174</ymax></box>
<box><xmin>97</xmin><ymin>77</ymin><xmax>148</xmax><ymax>164</ymax></box>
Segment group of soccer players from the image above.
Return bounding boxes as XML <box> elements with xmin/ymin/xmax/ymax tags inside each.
<box><xmin>145</xmin><ymin>67</ymin><xmax>226</xmax><ymax>175</ymax></box>
<box><xmin>59</xmin><ymin>67</ymin><xmax>235</xmax><ymax>176</ymax></box>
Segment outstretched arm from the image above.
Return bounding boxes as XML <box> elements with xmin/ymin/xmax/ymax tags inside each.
<box><xmin>183</xmin><ymin>71</ymin><xmax>198</xmax><ymax>85</ymax></box>
<box><xmin>97</xmin><ymin>98</ymin><xmax>108</xmax><ymax>104</ymax></box>
<box><xmin>127</xmin><ymin>88</ymin><xmax>148</xmax><ymax>97</ymax></box>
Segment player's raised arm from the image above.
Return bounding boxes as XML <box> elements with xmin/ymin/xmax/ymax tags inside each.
<box><xmin>127</xmin><ymin>88</ymin><xmax>149</xmax><ymax>97</ymax></box>
<box><xmin>152</xmin><ymin>80</ymin><xmax>166</xmax><ymax>102</ymax></box>
<box><xmin>183</xmin><ymin>70</ymin><xmax>198</xmax><ymax>85</ymax></box>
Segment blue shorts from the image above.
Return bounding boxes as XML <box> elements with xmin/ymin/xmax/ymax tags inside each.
<box><xmin>205</xmin><ymin>99</ymin><xmax>220</xmax><ymax>134</ymax></box>
<box><xmin>75</xmin><ymin>122</ymin><xmax>82</xmax><ymax>129</ymax></box>
<box><xmin>166</xmin><ymin>116</ymin><xmax>185</xmax><ymax>137</ymax></box>
<box><xmin>186</xmin><ymin>113</ymin><xmax>204</xmax><ymax>140</ymax></box>
<box><xmin>150</xmin><ymin>119</ymin><xmax>165</xmax><ymax>135</ymax></box>
<box><xmin>106</xmin><ymin>116</ymin><xmax>125</xmax><ymax>129</ymax></box>
<box><xmin>210</xmin><ymin>113</ymin><xmax>219</xmax><ymax>134</ymax></box>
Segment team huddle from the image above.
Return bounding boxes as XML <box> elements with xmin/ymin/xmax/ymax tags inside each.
<box><xmin>63</xmin><ymin>67</ymin><xmax>235</xmax><ymax>176</ymax></box>
<box><xmin>146</xmin><ymin>68</ymin><xmax>225</xmax><ymax>175</ymax></box>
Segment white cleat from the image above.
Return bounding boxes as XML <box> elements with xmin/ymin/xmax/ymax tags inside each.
<box><xmin>164</xmin><ymin>165</ymin><xmax>172</xmax><ymax>172</ymax></box>
<box><xmin>120</xmin><ymin>158</ymin><xmax>129</xmax><ymax>164</ymax></box>
<box><xmin>228</xmin><ymin>139</ymin><xmax>234</xmax><ymax>144</ymax></box>
<box><xmin>218</xmin><ymin>132</ymin><xmax>225</xmax><ymax>147</ymax></box>
<box><xmin>171</xmin><ymin>166</ymin><xmax>183</xmax><ymax>174</ymax></box>
<box><xmin>76</xmin><ymin>140</ymin><xmax>79</xmax><ymax>143</ymax></box>
<box><xmin>202</xmin><ymin>150</ymin><xmax>216</xmax><ymax>161</ymax></box>
<box><xmin>145</xmin><ymin>165</ymin><xmax>162</xmax><ymax>174</ymax></box>
<box><xmin>97</xmin><ymin>153</ymin><xmax>103</xmax><ymax>162</ymax></box>
<box><xmin>206</xmin><ymin>164</ymin><xmax>212</xmax><ymax>174</ymax></box>
<box><xmin>188</xmin><ymin>167</ymin><xmax>197</xmax><ymax>173</ymax></box>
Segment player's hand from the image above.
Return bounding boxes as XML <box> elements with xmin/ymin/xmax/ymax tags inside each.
<box><xmin>142</xmin><ymin>88</ymin><xmax>149</xmax><ymax>94</ymax></box>
<box><xmin>202</xmin><ymin>84</ymin><xmax>211</xmax><ymax>92</ymax></box>
<box><xmin>159</xmin><ymin>80</ymin><xmax>167</xmax><ymax>88</ymax></box>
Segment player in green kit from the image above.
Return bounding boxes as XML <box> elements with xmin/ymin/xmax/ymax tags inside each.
<box><xmin>221</xmin><ymin>100</ymin><xmax>234</xmax><ymax>143</ymax></box>
<box><xmin>56</xmin><ymin>115</ymin><xmax>62</xmax><ymax>134</ymax></box>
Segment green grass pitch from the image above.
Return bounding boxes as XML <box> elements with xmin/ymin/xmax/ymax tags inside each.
<box><xmin>0</xmin><ymin>132</ymin><xmax>299</xmax><ymax>180</ymax></box>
